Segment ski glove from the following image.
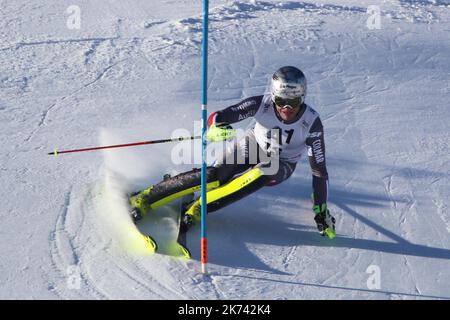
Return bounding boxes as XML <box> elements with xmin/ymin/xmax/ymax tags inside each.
<box><xmin>313</xmin><ymin>203</ymin><xmax>336</xmax><ymax>239</ymax></box>
<box><xmin>207</xmin><ymin>123</ymin><xmax>236</xmax><ymax>142</ymax></box>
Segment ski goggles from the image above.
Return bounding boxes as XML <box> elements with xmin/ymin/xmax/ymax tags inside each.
<box><xmin>273</xmin><ymin>96</ymin><xmax>301</xmax><ymax>109</ymax></box>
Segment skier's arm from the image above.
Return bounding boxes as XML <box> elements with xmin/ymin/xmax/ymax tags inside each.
<box><xmin>306</xmin><ymin>117</ymin><xmax>336</xmax><ymax>239</ymax></box>
<box><xmin>208</xmin><ymin>96</ymin><xmax>263</xmax><ymax>127</ymax></box>
<box><xmin>306</xmin><ymin>117</ymin><xmax>328</xmax><ymax>207</ymax></box>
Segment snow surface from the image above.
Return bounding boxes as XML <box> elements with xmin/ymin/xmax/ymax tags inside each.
<box><xmin>1</xmin><ymin>0</ymin><xmax>449</xmax><ymax>299</ymax></box>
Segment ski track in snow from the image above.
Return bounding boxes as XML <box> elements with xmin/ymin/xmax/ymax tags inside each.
<box><xmin>23</xmin><ymin>56</ymin><xmax>128</xmax><ymax>143</ymax></box>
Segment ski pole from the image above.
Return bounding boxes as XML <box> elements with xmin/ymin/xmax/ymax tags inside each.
<box><xmin>47</xmin><ymin>135</ymin><xmax>201</xmax><ymax>156</ymax></box>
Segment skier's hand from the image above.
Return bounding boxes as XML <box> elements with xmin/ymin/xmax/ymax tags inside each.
<box><xmin>207</xmin><ymin>123</ymin><xmax>236</xmax><ymax>142</ymax></box>
<box><xmin>313</xmin><ymin>204</ymin><xmax>336</xmax><ymax>239</ymax></box>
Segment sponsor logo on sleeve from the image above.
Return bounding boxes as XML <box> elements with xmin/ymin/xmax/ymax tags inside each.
<box><xmin>238</xmin><ymin>111</ymin><xmax>254</xmax><ymax>121</ymax></box>
<box><xmin>231</xmin><ymin>100</ymin><xmax>256</xmax><ymax>112</ymax></box>
<box><xmin>312</xmin><ymin>139</ymin><xmax>324</xmax><ymax>163</ymax></box>
<box><xmin>308</xmin><ymin>131</ymin><xmax>322</xmax><ymax>138</ymax></box>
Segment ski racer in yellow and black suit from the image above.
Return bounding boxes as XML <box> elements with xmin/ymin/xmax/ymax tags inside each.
<box><xmin>130</xmin><ymin>66</ymin><xmax>336</xmax><ymax>239</ymax></box>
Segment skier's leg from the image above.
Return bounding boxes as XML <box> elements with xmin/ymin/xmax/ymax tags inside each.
<box><xmin>130</xmin><ymin>129</ymin><xmax>257</xmax><ymax>221</ymax></box>
<box><xmin>184</xmin><ymin>166</ymin><xmax>267</xmax><ymax>222</ymax></box>
<box><xmin>185</xmin><ymin>152</ymin><xmax>297</xmax><ymax>222</ymax></box>
<box><xmin>130</xmin><ymin>128</ymin><xmax>256</xmax><ymax>214</ymax></box>
<box><xmin>129</xmin><ymin>167</ymin><xmax>220</xmax><ymax>219</ymax></box>
<box><xmin>207</xmin><ymin>159</ymin><xmax>296</xmax><ymax>212</ymax></box>
<box><xmin>183</xmin><ymin>129</ymin><xmax>260</xmax><ymax>221</ymax></box>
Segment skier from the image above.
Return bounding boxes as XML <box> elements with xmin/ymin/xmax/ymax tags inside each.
<box><xmin>130</xmin><ymin>66</ymin><xmax>336</xmax><ymax>239</ymax></box>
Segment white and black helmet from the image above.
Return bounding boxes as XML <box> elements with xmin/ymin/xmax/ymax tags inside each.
<box><xmin>271</xmin><ymin>66</ymin><xmax>307</xmax><ymax>106</ymax></box>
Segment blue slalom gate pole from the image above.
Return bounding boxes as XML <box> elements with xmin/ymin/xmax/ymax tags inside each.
<box><xmin>200</xmin><ymin>0</ymin><xmax>209</xmax><ymax>274</ymax></box>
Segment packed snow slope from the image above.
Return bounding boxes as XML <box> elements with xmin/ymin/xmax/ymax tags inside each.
<box><xmin>1</xmin><ymin>0</ymin><xmax>449</xmax><ymax>299</ymax></box>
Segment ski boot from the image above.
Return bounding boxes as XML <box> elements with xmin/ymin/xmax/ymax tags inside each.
<box><xmin>313</xmin><ymin>204</ymin><xmax>336</xmax><ymax>239</ymax></box>
<box><xmin>129</xmin><ymin>186</ymin><xmax>154</xmax><ymax>223</ymax></box>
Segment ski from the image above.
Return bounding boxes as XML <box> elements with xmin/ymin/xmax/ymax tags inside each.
<box><xmin>127</xmin><ymin>178</ymin><xmax>193</xmax><ymax>258</ymax></box>
<box><xmin>140</xmin><ymin>233</ymin><xmax>158</xmax><ymax>253</ymax></box>
<box><xmin>128</xmin><ymin>201</ymin><xmax>158</xmax><ymax>253</ymax></box>
<box><xmin>127</xmin><ymin>190</ymin><xmax>158</xmax><ymax>254</ymax></box>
